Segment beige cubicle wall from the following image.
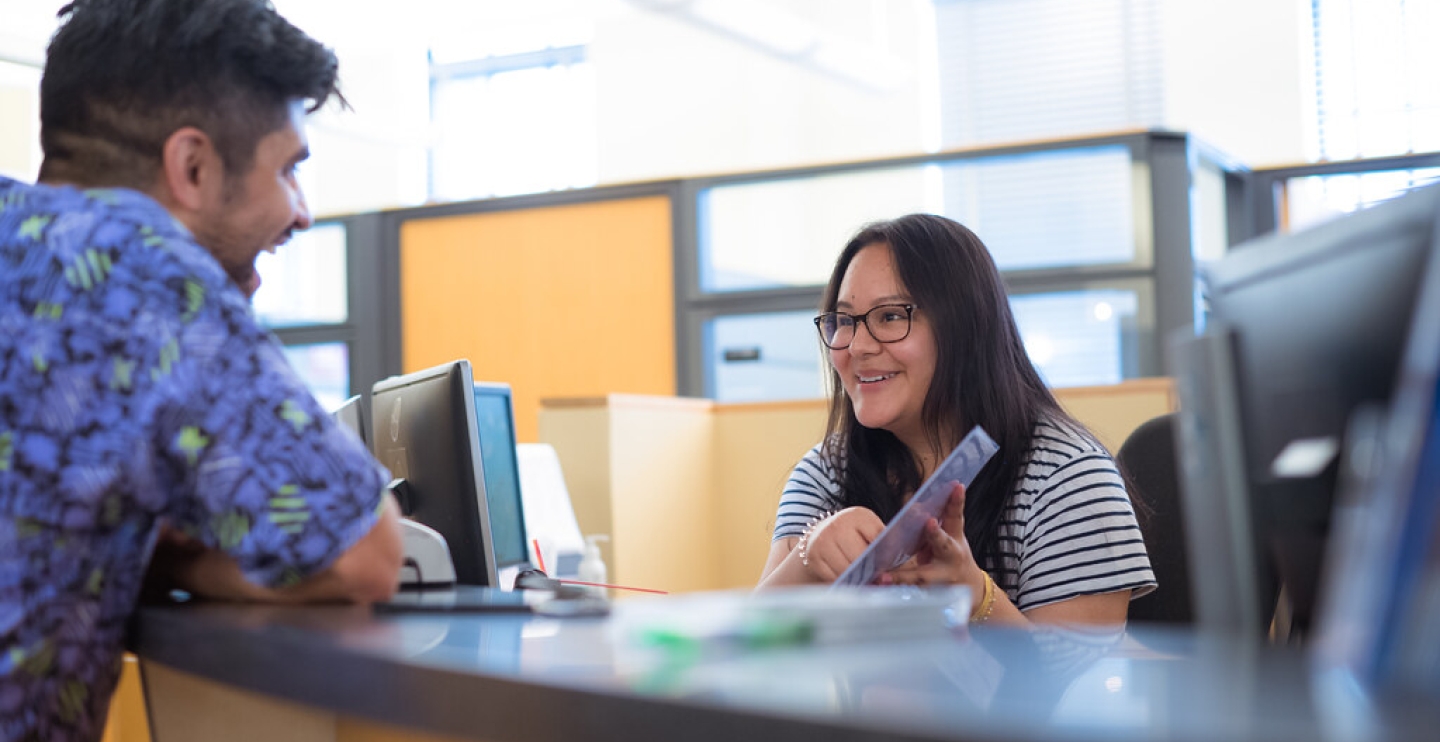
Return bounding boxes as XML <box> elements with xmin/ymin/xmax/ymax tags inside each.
<box><xmin>538</xmin><ymin>378</ymin><xmax>1178</xmax><ymax>594</ymax></box>
<box><xmin>1058</xmin><ymin>377</ymin><xmax>1179</xmax><ymax>453</ymax></box>
<box><xmin>537</xmin><ymin>395</ymin><xmax>719</xmax><ymax>596</ymax></box>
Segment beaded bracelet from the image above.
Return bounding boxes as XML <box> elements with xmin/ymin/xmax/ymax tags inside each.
<box><xmin>970</xmin><ymin>572</ymin><xmax>997</xmax><ymax>624</ymax></box>
<box><xmin>795</xmin><ymin>511</ymin><xmax>832</xmax><ymax>568</ymax></box>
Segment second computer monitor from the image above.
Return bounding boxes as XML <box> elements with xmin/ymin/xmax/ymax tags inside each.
<box><xmin>472</xmin><ymin>382</ymin><xmax>532</xmax><ymax>585</ymax></box>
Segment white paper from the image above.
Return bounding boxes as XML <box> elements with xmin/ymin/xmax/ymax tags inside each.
<box><xmin>516</xmin><ymin>443</ymin><xmax>587</xmax><ymax>576</ymax></box>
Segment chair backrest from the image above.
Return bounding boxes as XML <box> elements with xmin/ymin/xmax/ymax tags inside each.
<box><xmin>1116</xmin><ymin>412</ymin><xmax>1194</xmax><ymax>625</ymax></box>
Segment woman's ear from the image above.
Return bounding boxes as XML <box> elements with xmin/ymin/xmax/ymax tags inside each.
<box><xmin>156</xmin><ymin>126</ymin><xmax>223</xmax><ymax>213</ymax></box>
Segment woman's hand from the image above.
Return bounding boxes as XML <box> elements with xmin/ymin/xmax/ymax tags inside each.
<box><xmin>881</xmin><ymin>483</ymin><xmax>985</xmax><ymax>594</ymax></box>
<box><xmin>802</xmin><ymin>506</ymin><xmax>885</xmax><ymax>582</ymax></box>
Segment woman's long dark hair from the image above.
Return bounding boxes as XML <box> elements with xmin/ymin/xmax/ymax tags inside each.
<box><xmin>820</xmin><ymin>214</ymin><xmax>1083</xmax><ymax>568</ymax></box>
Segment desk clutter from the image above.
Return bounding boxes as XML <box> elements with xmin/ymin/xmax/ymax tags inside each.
<box><xmin>611</xmin><ymin>586</ymin><xmax>972</xmax><ymax>660</ymax></box>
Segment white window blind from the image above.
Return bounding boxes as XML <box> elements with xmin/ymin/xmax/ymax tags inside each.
<box><xmin>1311</xmin><ymin>0</ymin><xmax>1440</xmax><ymax>160</ymax></box>
<box><xmin>932</xmin><ymin>0</ymin><xmax>1164</xmax><ymax>148</ymax></box>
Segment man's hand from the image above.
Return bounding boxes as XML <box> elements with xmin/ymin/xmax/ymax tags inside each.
<box><xmin>144</xmin><ymin>494</ymin><xmax>403</xmax><ymax>605</ymax></box>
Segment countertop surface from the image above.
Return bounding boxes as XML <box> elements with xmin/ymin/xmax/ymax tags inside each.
<box><xmin>129</xmin><ymin>588</ymin><xmax>1432</xmax><ymax>742</ymax></box>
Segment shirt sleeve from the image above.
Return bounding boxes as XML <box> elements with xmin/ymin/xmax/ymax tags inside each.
<box><xmin>1014</xmin><ymin>450</ymin><xmax>1156</xmax><ymax>611</ymax></box>
<box><xmin>772</xmin><ymin>444</ymin><xmax>843</xmax><ymax>541</ymax></box>
<box><xmin>150</xmin><ymin>278</ymin><xmax>388</xmax><ymax>589</ymax></box>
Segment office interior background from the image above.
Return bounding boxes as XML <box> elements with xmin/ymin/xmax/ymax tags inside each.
<box><xmin>2</xmin><ymin>0</ymin><xmax>1437</xmax><ymax>439</ymax></box>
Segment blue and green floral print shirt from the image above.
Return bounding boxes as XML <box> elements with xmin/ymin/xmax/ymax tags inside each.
<box><xmin>0</xmin><ymin>177</ymin><xmax>387</xmax><ymax>741</ymax></box>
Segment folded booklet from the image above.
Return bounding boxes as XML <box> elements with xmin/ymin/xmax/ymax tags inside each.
<box><xmin>833</xmin><ymin>425</ymin><xmax>999</xmax><ymax>588</ymax></box>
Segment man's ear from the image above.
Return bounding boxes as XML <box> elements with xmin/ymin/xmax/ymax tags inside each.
<box><xmin>157</xmin><ymin>127</ymin><xmax>224</xmax><ymax>213</ymax></box>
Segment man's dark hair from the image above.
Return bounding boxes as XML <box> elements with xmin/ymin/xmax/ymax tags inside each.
<box><xmin>38</xmin><ymin>0</ymin><xmax>345</xmax><ymax>188</ymax></box>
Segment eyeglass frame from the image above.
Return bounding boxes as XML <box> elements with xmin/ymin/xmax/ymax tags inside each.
<box><xmin>812</xmin><ymin>303</ymin><xmax>917</xmax><ymax>350</ymax></box>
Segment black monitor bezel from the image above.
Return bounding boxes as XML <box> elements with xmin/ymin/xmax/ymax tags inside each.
<box><xmin>371</xmin><ymin>360</ymin><xmax>498</xmax><ymax>587</ymax></box>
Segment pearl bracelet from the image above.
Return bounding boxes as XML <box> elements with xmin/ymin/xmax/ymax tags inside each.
<box><xmin>795</xmin><ymin>511</ymin><xmax>833</xmax><ymax>568</ymax></box>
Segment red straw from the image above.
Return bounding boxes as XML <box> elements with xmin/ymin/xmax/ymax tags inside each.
<box><xmin>557</xmin><ymin>578</ymin><xmax>668</xmax><ymax>595</ymax></box>
<box><xmin>532</xmin><ymin>539</ymin><xmax>546</xmax><ymax>574</ymax></box>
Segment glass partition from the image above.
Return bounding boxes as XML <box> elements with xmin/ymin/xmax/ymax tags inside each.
<box><xmin>707</xmin><ymin>310</ymin><xmax>826</xmax><ymax>403</ymax></box>
<box><xmin>252</xmin><ymin>222</ymin><xmax>348</xmax><ymax>328</ymax></box>
<box><xmin>281</xmin><ymin>342</ymin><xmax>350</xmax><ymax>413</ymax></box>
<box><xmin>698</xmin><ymin>144</ymin><xmax>1140</xmax><ymax>293</ymax></box>
<box><xmin>1010</xmin><ymin>288</ymin><xmax>1142</xmax><ymax>388</ymax></box>
<box><xmin>1283</xmin><ymin>167</ymin><xmax>1440</xmax><ymax>232</ymax></box>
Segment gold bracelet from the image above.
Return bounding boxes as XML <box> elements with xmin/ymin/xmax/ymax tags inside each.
<box><xmin>969</xmin><ymin>572</ymin><xmax>997</xmax><ymax>624</ymax></box>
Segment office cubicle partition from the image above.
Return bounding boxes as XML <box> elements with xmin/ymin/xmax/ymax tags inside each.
<box><xmin>270</xmin><ymin>131</ymin><xmax>1440</xmax><ymax>437</ymax></box>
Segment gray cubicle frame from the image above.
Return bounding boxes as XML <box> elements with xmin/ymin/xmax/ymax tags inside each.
<box><xmin>326</xmin><ymin>130</ymin><xmax>1260</xmax><ymax>401</ymax></box>
<box><xmin>1234</xmin><ymin>152</ymin><xmax>1440</xmax><ymax>240</ymax></box>
<box><xmin>675</xmin><ymin>130</ymin><xmax>1231</xmax><ymax>397</ymax></box>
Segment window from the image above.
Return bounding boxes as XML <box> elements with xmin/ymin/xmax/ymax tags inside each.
<box><xmin>281</xmin><ymin>342</ymin><xmax>350</xmax><ymax>413</ymax></box>
<box><xmin>429</xmin><ymin>46</ymin><xmax>597</xmax><ymax>201</ymax></box>
<box><xmin>1011</xmin><ymin>289</ymin><xmax>1141</xmax><ymax>388</ymax></box>
<box><xmin>707</xmin><ymin>311</ymin><xmax>827</xmax><ymax>402</ymax></box>
<box><xmin>252</xmin><ymin>221</ymin><xmax>358</xmax><ymax>408</ymax></box>
<box><xmin>932</xmin><ymin>0</ymin><xmax>1163</xmax><ymax>148</ymax></box>
<box><xmin>1284</xmin><ymin>168</ymin><xmax>1440</xmax><ymax>231</ymax></box>
<box><xmin>252</xmin><ymin>223</ymin><xmax>348</xmax><ymax>328</ymax></box>
<box><xmin>686</xmin><ymin>134</ymin><xmax>1179</xmax><ymax>402</ymax></box>
<box><xmin>1310</xmin><ymin>0</ymin><xmax>1440</xmax><ymax>161</ymax></box>
<box><xmin>699</xmin><ymin>145</ymin><xmax>1141</xmax><ymax>293</ymax></box>
<box><xmin>0</xmin><ymin>60</ymin><xmax>42</xmax><ymax>181</ymax></box>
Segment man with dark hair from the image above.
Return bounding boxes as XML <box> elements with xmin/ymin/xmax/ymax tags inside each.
<box><xmin>0</xmin><ymin>1</ymin><xmax>403</xmax><ymax>739</ymax></box>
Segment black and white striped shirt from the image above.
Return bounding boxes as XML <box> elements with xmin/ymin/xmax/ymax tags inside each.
<box><xmin>772</xmin><ymin>419</ymin><xmax>1156</xmax><ymax>611</ymax></box>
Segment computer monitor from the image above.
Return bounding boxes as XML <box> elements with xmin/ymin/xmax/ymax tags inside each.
<box><xmin>471</xmin><ymin>382</ymin><xmax>533</xmax><ymax>587</ymax></box>
<box><xmin>1315</xmin><ymin>221</ymin><xmax>1440</xmax><ymax>689</ymax></box>
<box><xmin>331</xmin><ymin>394</ymin><xmax>369</xmax><ymax>450</ymax></box>
<box><xmin>371</xmin><ymin>361</ymin><xmax>498</xmax><ymax>587</ymax></box>
<box><xmin>1176</xmin><ymin>183</ymin><xmax>1440</xmax><ymax>637</ymax></box>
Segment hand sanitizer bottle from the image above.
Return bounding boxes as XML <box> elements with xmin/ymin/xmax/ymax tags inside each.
<box><xmin>577</xmin><ymin>534</ymin><xmax>610</xmax><ymax>598</ymax></box>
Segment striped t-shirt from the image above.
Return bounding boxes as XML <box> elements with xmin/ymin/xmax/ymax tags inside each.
<box><xmin>772</xmin><ymin>419</ymin><xmax>1156</xmax><ymax>611</ymax></box>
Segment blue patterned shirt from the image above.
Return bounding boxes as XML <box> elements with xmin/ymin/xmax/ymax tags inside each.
<box><xmin>0</xmin><ymin>177</ymin><xmax>388</xmax><ymax>741</ymax></box>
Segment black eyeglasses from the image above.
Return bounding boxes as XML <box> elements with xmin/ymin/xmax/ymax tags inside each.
<box><xmin>813</xmin><ymin>303</ymin><xmax>916</xmax><ymax>350</ymax></box>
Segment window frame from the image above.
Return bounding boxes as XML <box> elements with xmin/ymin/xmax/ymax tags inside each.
<box><xmin>675</xmin><ymin>130</ymin><xmax>1205</xmax><ymax>399</ymax></box>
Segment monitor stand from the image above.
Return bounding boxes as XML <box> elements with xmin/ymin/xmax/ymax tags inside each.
<box><xmin>398</xmin><ymin>519</ymin><xmax>456</xmax><ymax>589</ymax></box>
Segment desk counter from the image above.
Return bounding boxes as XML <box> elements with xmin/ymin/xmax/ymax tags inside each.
<box><xmin>130</xmin><ymin>599</ymin><xmax>1431</xmax><ymax>742</ymax></box>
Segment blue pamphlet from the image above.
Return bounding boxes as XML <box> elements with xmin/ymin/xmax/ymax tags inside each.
<box><xmin>832</xmin><ymin>426</ymin><xmax>999</xmax><ymax>588</ymax></box>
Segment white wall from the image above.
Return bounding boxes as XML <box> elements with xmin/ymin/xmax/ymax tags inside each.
<box><xmin>1160</xmin><ymin>0</ymin><xmax>1313</xmax><ymax>166</ymax></box>
<box><xmin>271</xmin><ymin>0</ymin><xmax>434</xmax><ymax>217</ymax></box>
<box><xmin>0</xmin><ymin>65</ymin><xmax>40</xmax><ymax>182</ymax></box>
<box><xmin>0</xmin><ymin>0</ymin><xmax>1339</xmax><ymax>209</ymax></box>
<box><xmin>0</xmin><ymin>0</ymin><xmax>59</xmax><ymax>182</ymax></box>
<box><xmin>592</xmin><ymin>0</ymin><xmax>932</xmax><ymax>184</ymax></box>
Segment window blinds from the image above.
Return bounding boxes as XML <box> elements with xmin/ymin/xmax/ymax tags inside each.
<box><xmin>932</xmin><ymin>0</ymin><xmax>1164</xmax><ymax>148</ymax></box>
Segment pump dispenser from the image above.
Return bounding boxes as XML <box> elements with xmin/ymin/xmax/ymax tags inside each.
<box><xmin>577</xmin><ymin>534</ymin><xmax>610</xmax><ymax>597</ymax></box>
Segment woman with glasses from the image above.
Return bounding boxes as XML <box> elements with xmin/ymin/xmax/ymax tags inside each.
<box><xmin>757</xmin><ymin>214</ymin><xmax>1154</xmax><ymax>627</ymax></box>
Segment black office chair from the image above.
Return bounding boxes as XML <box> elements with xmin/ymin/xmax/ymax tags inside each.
<box><xmin>1115</xmin><ymin>412</ymin><xmax>1194</xmax><ymax>625</ymax></box>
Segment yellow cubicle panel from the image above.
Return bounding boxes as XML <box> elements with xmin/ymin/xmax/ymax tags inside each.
<box><xmin>713</xmin><ymin>400</ymin><xmax>829</xmax><ymax>588</ymax></box>
<box><xmin>1055</xmin><ymin>377</ymin><xmax>1177</xmax><ymax>453</ymax></box>
<box><xmin>100</xmin><ymin>654</ymin><xmax>151</xmax><ymax>742</ymax></box>
<box><xmin>399</xmin><ymin>196</ymin><xmax>675</xmax><ymax>442</ymax></box>
<box><xmin>539</xmin><ymin>395</ymin><xmax>719</xmax><ymax>595</ymax></box>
